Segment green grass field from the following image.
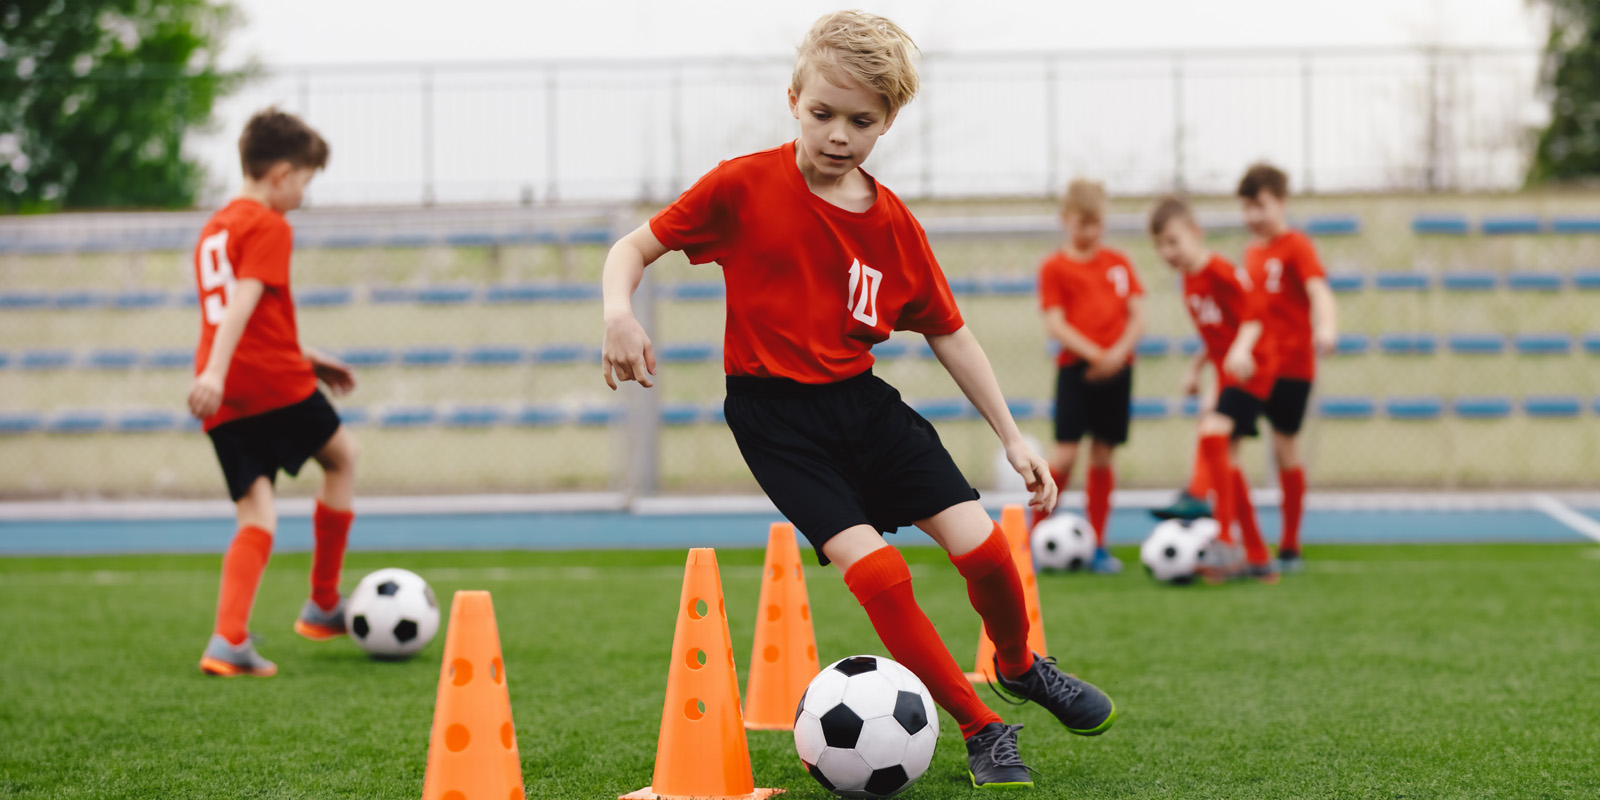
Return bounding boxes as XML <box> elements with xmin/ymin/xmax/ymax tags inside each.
<box><xmin>3</xmin><ymin>542</ymin><xmax>1598</xmax><ymax>799</ymax></box>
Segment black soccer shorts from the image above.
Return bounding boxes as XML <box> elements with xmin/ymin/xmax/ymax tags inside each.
<box><xmin>1214</xmin><ymin>386</ymin><xmax>1266</xmax><ymax>441</ymax></box>
<box><xmin>1052</xmin><ymin>362</ymin><xmax>1133</xmax><ymax>445</ymax></box>
<box><xmin>207</xmin><ymin>389</ymin><xmax>343</xmax><ymax>501</ymax></box>
<box><xmin>1265</xmin><ymin>378</ymin><xmax>1313</xmax><ymax>435</ymax></box>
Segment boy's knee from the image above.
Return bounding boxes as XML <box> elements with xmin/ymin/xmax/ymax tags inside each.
<box><xmin>322</xmin><ymin>430</ymin><xmax>360</xmax><ymax>470</ymax></box>
<box><xmin>1197</xmin><ymin>413</ymin><xmax>1234</xmax><ymax>438</ymax></box>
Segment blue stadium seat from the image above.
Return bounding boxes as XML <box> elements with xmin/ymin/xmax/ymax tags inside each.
<box><xmin>48</xmin><ymin>411</ymin><xmax>108</xmax><ymax>434</ymax></box>
<box><xmin>177</xmin><ymin>291</ymin><xmax>199</xmax><ymax>307</ymax></box>
<box><xmin>1452</xmin><ymin>396</ymin><xmax>1512</xmax><ymax>419</ymax></box>
<box><xmin>911</xmin><ymin>399</ymin><xmax>972</xmax><ymax>421</ymax></box>
<box><xmin>1480</xmin><ymin>216</ymin><xmax>1542</xmax><ymax>236</ymax></box>
<box><xmin>0</xmin><ymin>412</ymin><xmax>43</xmax><ymax>434</ymax></box>
<box><xmin>945</xmin><ymin>277</ymin><xmax>981</xmax><ymax>296</ymax></box>
<box><xmin>657</xmin><ymin>343</ymin><xmax>719</xmax><ymax>364</ymax></box>
<box><xmin>1325</xmin><ymin>273</ymin><xmax>1365</xmax><ymax>293</ymax></box>
<box><xmin>1385</xmin><ymin>397</ymin><xmax>1444</xmax><ymax>420</ymax></box>
<box><xmin>382</xmin><ymin>233</ymin><xmax>435</xmax><ymax>248</ymax></box>
<box><xmin>1447</xmin><ymin>334</ymin><xmax>1505</xmax><ymax>355</ymax></box>
<box><xmin>370</xmin><ymin>287</ymin><xmax>417</xmax><ymax>304</ymax></box>
<box><xmin>873</xmin><ymin>340</ymin><xmax>910</xmax><ymax>359</ymax></box>
<box><xmin>484</xmin><ymin>285</ymin><xmax>543</xmax><ymax>303</ymax></box>
<box><xmin>1514</xmin><ymin>334</ymin><xmax>1571</xmax><ymax>355</ymax></box>
<box><xmin>337</xmin><ymin>407</ymin><xmax>371</xmax><ymax>427</ymax></box>
<box><xmin>483</xmin><ymin>283</ymin><xmax>600</xmax><ymax>303</ymax></box>
<box><xmin>339</xmin><ymin>348</ymin><xmax>396</xmax><ymax>367</ymax></box>
<box><xmin>1440</xmin><ymin>272</ymin><xmax>1497</xmax><ymax>291</ymax></box>
<box><xmin>515</xmin><ymin>405</ymin><xmax>569</xmax><ymax>427</ymax></box>
<box><xmin>1583</xmin><ymin>333</ymin><xmax>1600</xmax><ymax>354</ymax></box>
<box><xmin>1005</xmin><ymin>398</ymin><xmax>1041</xmax><ymax>420</ymax></box>
<box><xmin>1319</xmin><ymin>397</ymin><xmax>1376</xmax><ymax>419</ymax></box>
<box><xmin>87</xmin><ymin>349</ymin><xmax>140</xmax><ymax>370</ymax></box>
<box><xmin>576</xmin><ymin>405</ymin><xmax>625</xmax><ymax>426</ymax></box>
<box><xmin>1506</xmin><ymin>273</ymin><xmax>1563</xmax><ymax>291</ymax></box>
<box><xmin>313</xmin><ymin>234</ymin><xmax>376</xmax><ymax>249</ymax></box>
<box><xmin>463</xmin><ymin>346</ymin><xmax>525</xmax><ymax>366</ymax></box>
<box><xmin>1549</xmin><ymin>216</ymin><xmax>1600</xmax><ymax>234</ymax></box>
<box><xmin>1378</xmin><ymin>334</ymin><xmax>1437</xmax><ymax>355</ymax></box>
<box><xmin>1303</xmin><ymin>215</ymin><xmax>1360</xmax><ymax>236</ymax></box>
<box><xmin>503</xmin><ymin>230</ymin><xmax>559</xmax><ymax>246</ymax></box>
<box><xmin>143</xmin><ymin>349</ymin><xmax>194</xmax><ymax>369</ymax></box>
<box><xmin>0</xmin><ymin>291</ymin><xmax>49</xmax><ymax>309</ymax></box>
<box><xmin>444</xmin><ymin>232</ymin><xmax>499</xmax><ymax>248</ymax></box>
<box><xmin>567</xmin><ymin>226</ymin><xmax>614</xmax><ymax>246</ymax></box>
<box><xmin>444</xmin><ymin>405</ymin><xmax>506</xmax><ymax>427</ymax></box>
<box><xmin>53</xmin><ymin>291</ymin><xmax>109</xmax><ymax>309</ymax></box>
<box><xmin>660</xmin><ymin>404</ymin><xmax>702</xmax><ymax>426</ymax></box>
<box><xmin>416</xmin><ymin>286</ymin><xmax>477</xmax><ymax>305</ymax></box>
<box><xmin>985</xmin><ymin>276</ymin><xmax>1036</xmax><ymax>296</ymax></box>
<box><xmin>379</xmin><ymin>406</ymin><xmax>437</xmax><ymax>428</ymax></box>
<box><xmin>708</xmin><ymin>405</ymin><xmax>728</xmax><ymax>424</ymax></box>
<box><xmin>666</xmin><ymin>282</ymin><xmax>725</xmax><ymax>301</ymax></box>
<box><xmin>531</xmin><ymin>344</ymin><xmax>596</xmax><ymax>364</ymax></box>
<box><xmin>911</xmin><ymin>340</ymin><xmax>936</xmax><ymax>359</ymax></box>
<box><xmin>1179</xmin><ymin>336</ymin><xmax>1203</xmax><ymax>356</ymax></box>
<box><xmin>21</xmin><ymin>350</ymin><xmax>74</xmax><ymax>370</ymax></box>
<box><xmin>298</xmin><ymin>288</ymin><xmax>354</xmax><ymax>307</ymax></box>
<box><xmin>1336</xmin><ymin>333</ymin><xmax>1371</xmax><ymax>355</ymax></box>
<box><xmin>1130</xmin><ymin>398</ymin><xmax>1169</xmax><ymax>420</ymax></box>
<box><xmin>1179</xmin><ymin>396</ymin><xmax>1201</xmax><ymax>417</ymax></box>
<box><xmin>0</xmin><ymin>352</ymin><xmax>11</xmax><ymax>369</ymax></box>
<box><xmin>1135</xmin><ymin>337</ymin><xmax>1171</xmax><ymax>357</ymax></box>
<box><xmin>112</xmin><ymin>289</ymin><xmax>170</xmax><ymax>309</ymax></box>
<box><xmin>1574</xmin><ymin>270</ymin><xmax>1600</xmax><ymax>290</ymax></box>
<box><xmin>1375</xmin><ymin>272</ymin><xmax>1431</xmax><ymax>290</ymax></box>
<box><xmin>1525</xmin><ymin>396</ymin><xmax>1582</xmax><ymax>418</ymax></box>
<box><xmin>1412</xmin><ymin>214</ymin><xmax>1470</xmax><ymax>235</ymax></box>
<box><xmin>116</xmin><ymin>410</ymin><xmax>178</xmax><ymax>433</ymax></box>
<box><xmin>400</xmin><ymin>347</ymin><xmax>458</xmax><ymax>367</ymax></box>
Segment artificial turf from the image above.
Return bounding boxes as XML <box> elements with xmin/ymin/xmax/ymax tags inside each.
<box><xmin>1</xmin><ymin>542</ymin><xmax>1597</xmax><ymax>799</ymax></box>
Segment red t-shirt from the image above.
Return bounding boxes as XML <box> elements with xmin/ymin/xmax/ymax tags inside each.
<box><xmin>1037</xmin><ymin>248</ymin><xmax>1144</xmax><ymax>367</ymax></box>
<box><xmin>1244</xmin><ymin>229</ymin><xmax>1326</xmax><ymax>381</ymax></box>
<box><xmin>192</xmin><ymin>198</ymin><xmax>317</xmax><ymax>431</ymax></box>
<box><xmin>1182</xmin><ymin>254</ymin><xmax>1276</xmax><ymax>399</ymax></box>
<box><xmin>649</xmin><ymin>141</ymin><xmax>965</xmax><ymax>383</ymax></box>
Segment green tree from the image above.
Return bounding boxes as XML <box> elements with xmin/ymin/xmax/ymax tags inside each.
<box><xmin>1530</xmin><ymin>0</ymin><xmax>1600</xmax><ymax>184</ymax></box>
<box><xmin>0</xmin><ymin>0</ymin><xmax>248</xmax><ymax>212</ymax></box>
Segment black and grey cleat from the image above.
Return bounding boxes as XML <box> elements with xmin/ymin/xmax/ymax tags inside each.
<box><xmin>966</xmin><ymin>722</ymin><xmax>1034</xmax><ymax>789</ymax></box>
<box><xmin>992</xmin><ymin>652</ymin><xmax>1116</xmax><ymax>736</ymax></box>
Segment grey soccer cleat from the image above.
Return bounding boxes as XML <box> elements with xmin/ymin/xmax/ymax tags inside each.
<box><xmin>199</xmin><ymin>633</ymin><xmax>278</xmax><ymax>677</ymax></box>
<box><xmin>293</xmin><ymin>596</ymin><xmax>348</xmax><ymax>641</ymax></box>
<box><xmin>1276</xmin><ymin>549</ymin><xmax>1305</xmax><ymax>574</ymax></box>
<box><xmin>992</xmin><ymin>653</ymin><xmax>1116</xmax><ymax>736</ymax></box>
<box><xmin>966</xmin><ymin>722</ymin><xmax>1035</xmax><ymax>789</ymax></box>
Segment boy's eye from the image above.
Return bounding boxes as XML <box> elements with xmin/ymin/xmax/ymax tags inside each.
<box><xmin>812</xmin><ymin>112</ymin><xmax>829</xmax><ymax>121</ymax></box>
<box><xmin>854</xmin><ymin>119</ymin><xmax>872</xmax><ymax>128</ymax></box>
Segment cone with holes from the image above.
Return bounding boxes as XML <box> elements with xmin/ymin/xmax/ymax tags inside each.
<box><xmin>421</xmin><ymin>590</ymin><xmax>525</xmax><ymax>800</ymax></box>
<box><xmin>622</xmin><ymin>548</ymin><xmax>781</xmax><ymax>800</ymax></box>
<box><xmin>743</xmin><ymin>523</ymin><xmax>821</xmax><ymax>730</ymax></box>
<box><xmin>966</xmin><ymin>505</ymin><xmax>1049</xmax><ymax>682</ymax></box>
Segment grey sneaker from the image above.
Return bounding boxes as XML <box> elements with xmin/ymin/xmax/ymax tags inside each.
<box><xmin>966</xmin><ymin>722</ymin><xmax>1034</xmax><ymax>789</ymax></box>
<box><xmin>992</xmin><ymin>652</ymin><xmax>1116</xmax><ymax>736</ymax></box>
<box><xmin>199</xmin><ymin>633</ymin><xmax>277</xmax><ymax>677</ymax></box>
<box><xmin>1276</xmin><ymin>550</ymin><xmax>1305</xmax><ymax>574</ymax></box>
<box><xmin>1198</xmin><ymin>540</ymin><xmax>1246</xmax><ymax>584</ymax></box>
<box><xmin>294</xmin><ymin>596</ymin><xmax>348</xmax><ymax>640</ymax></box>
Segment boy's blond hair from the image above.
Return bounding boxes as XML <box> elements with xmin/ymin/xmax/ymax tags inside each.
<box><xmin>1061</xmin><ymin>179</ymin><xmax>1108</xmax><ymax>220</ymax></box>
<box><xmin>792</xmin><ymin>10</ymin><xmax>920</xmax><ymax>114</ymax></box>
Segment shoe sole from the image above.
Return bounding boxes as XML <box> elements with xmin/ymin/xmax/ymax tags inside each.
<box><xmin>293</xmin><ymin>620</ymin><xmax>347</xmax><ymax>641</ymax></box>
<box><xmin>969</xmin><ymin>772</ymin><xmax>1034</xmax><ymax>790</ymax></box>
<box><xmin>199</xmin><ymin>657</ymin><xmax>277</xmax><ymax>677</ymax></box>
<box><xmin>1066</xmin><ymin>701</ymin><xmax>1117</xmax><ymax>736</ymax></box>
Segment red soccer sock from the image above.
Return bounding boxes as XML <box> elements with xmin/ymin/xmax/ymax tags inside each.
<box><xmin>215</xmin><ymin>525</ymin><xmax>273</xmax><ymax>646</ymax></box>
<box><xmin>1187</xmin><ymin>441</ymin><xmax>1212</xmax><ymax>499</ymax></box>
<box><xmin>949</xmin><ymin>523</ymin><xmax>1036</xmax><ymax>680</ymax></box>
<box><xmin>1037</xmin><ymin>468</ymin><xmax>1070</xmax><ymax>523</ymax></box>
<box><xmin>1231</xmin><ymin>469</ymin><xmax>1272</xmax><ymax>566</ymax></box>
<box><xmin>1279</xmin><ymin>467</ymin><xmax>1306</xmax><ymax>554</ymax></box>
<box><xmin>311</xmin><ymin>502</ymin><xmax>354</xmax><ymax>611</ymax></box>
<box><xmin>1086</xmin><ymin>466</ymin><xmax>1113</xmax><ymax>548</ymax></box>
<box><xmin>844</xmin><ymin>546</ymin><xmax>1003</xmax><ymax>739</ymax></box>
<box><xmin>1198</xmin><ymin>435</ymin><xmax>1235</xmax><ymax>544</ymax></box>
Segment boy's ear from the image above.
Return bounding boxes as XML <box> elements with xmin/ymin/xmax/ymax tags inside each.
<box><xmin>266</xmin><ymin>161</ymin><xmax>293</xmax><ymax>185</ymax></box>
<box><xmin>788</xmin><ymin>86</ymin><xmax>800</xmax><ymax>119</ymax></box>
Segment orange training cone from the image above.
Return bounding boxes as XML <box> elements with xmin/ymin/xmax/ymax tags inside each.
<box><xmin>743</xmin><ymin>523</ymin><xmax>821</xmax><ymax>730</ymax></box>
<box><xmin>421</xmin><ymin>590</ymin><xmax>525</xmax><ymax>800</ymax></box>
<box><xmin>966</xmin><ymin>505</ymin><xmax>1049</xmax><ymax>683</ymax></box>
<box><xmin>622</xmin><ymin>549</ymin><xmax>782</xmax><ymax>800</ymax></box>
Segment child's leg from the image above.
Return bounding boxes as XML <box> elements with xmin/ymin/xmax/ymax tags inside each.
<box><xmin>1085</xmin><ymin>440</ymin><xmax>1115</xmax><ymax>547</ymax></box>
<box><xmin>829</xmin><ymin>526</ymin><xmax>1003</xmax><ymax>739</ymax></box>
<box><xmin>918</xmin><ymin>501</ymin><xmax>1034</xmax><ymax>678</ymax></box>
<box><xmin>1273</xmin><ymin>431</ymin><xmax>1306</xmax><ymax>554</ymax></box>
<box><xmin>1229</xmin><ymin>465</ymin><xmax>1272</xmax><ymax>566</ymax></box>
<box><xmin>216</xmin><ymin>476</ymin><xmax>276</xmax><ymax>646</ymax></box>
<box><xmin>308</xmin><ymin>428</ymin><xmax>359</xmax><ymax>611</ymax></box>
<box><xmin>1049</xmin><ymin>440</ymin><xmax>1080</xmax><ymax>498</ymax></box>
<box><xmin>1186</xmin><ymin>436</ymin><xmax>1213</xmax><ymax>499</ymax></box>
<box><xmin>1196</xmin><ymin>415</ymin><xmax>1236</xmax><ymax>544</ymax></box>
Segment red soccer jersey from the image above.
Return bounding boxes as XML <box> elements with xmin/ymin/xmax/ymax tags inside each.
<box><xmin>649</xmin><ymin>141</ymin><xmax>964</xmax><ymax>383</ymax></box>
<box><xmin>1182</xmin><ymin>254</ymin><xmax>1276</xmax><ymax>399</ymax></box>
<box><xmin>192</xmin><ymin>198</ymin><xmax>317</xmax><ymax>431</ymax></box>
<box><xmin>1244</xmin><ymin>229</ymin><xmax>1326</xmax><ymax>381</ymax></box>
<box><xmin>1037</xmin><ymin>248</ymin><xmax>1145</xmax><ymax>367</ymax></box>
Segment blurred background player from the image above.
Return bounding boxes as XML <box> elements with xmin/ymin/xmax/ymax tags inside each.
<box><xmin>1150</xmin><ymin>196</ymin><xmax>1280</xmax><ymax>584</ymax></box>
<box><xmin>1237</xmin><ymin>163</ymin><xmax>1339</xmax><ymax>572</ymax></box>
<box><xmin>190</xmin><ymin>108</ymin><xmax>360</xmax><ymax>677</ymax></box>
<box><xmin>1036</xmin><ymin>179</ymin><xmax>1145</xmax><ymax>574</ymax></box>
<box><xmin>598</xmin><ymin>11</ymin><xmax>1114</xmax><ymax>789</ymax></box>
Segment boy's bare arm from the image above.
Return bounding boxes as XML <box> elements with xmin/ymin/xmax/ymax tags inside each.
<box><xmin>1042</xmin><ymin>307</ymin><xmax>1106</xmax><ymax>364</ymax></box>
<box><xmin>1306</xmin><ymin>277</ymin><xmax>1339</xmax><ymax>354</ymax></box>
<box><xmin>188</xmin><ymin>278</ymin><xmax>265</xmax><ymax>419</ymax></box>
<box><xmin>926</xmin><ymin>326</ymin><xmax>1057</xmax><ymax>512</ymax></box>
<box><xmin>601</xmin><ymin>223</ymin><xmax>671</xmax><ymax>390</ymax></box>
<box><xmin>303</xmin><ymin>346</ymin><xmax>357</xmax><ymax>396</ymax></box>
<box><xmin>1182</xmin><ymin>351</ymin><xmax>1208</xmax><ymax>395</ymax></box>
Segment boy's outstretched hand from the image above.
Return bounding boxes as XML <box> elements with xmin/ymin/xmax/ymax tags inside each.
<box><xmin>1007</xmin><ymin>439</ymin><xmax>1057</xmax><ymax>514</ymax></box>
<box><xmin>307</xmin><ymin>349</ymin><xmax>357</xmax><ymax>396</ymax></box>
<box><xmin>602</xmin><ymin>312</ymin><xmax>657</xmax><ymax>390</ymax></box>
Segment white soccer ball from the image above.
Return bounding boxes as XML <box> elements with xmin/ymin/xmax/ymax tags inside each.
<box><xmin>795</xmin><ymin>655</ymin><xmax>939</xmax><ymax>799</ymax></box>
<box><xmin>345</xmin><ymin>568</ymin><xmax>440</xmax><ymax>659</ymax></box>
<box><xmin>1140</xmin><ymin>518</ymin><xmax>1221</xmax><ymax>584</ymax></box>
<box><xmin>1031</xmin><ymin>512</ymin><xmax>1097</xmax><ymax>572</ymax></box>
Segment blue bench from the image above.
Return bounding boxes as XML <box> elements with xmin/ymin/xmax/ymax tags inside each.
<box><xmin>1447</xmin><ymin>334</ymin><xmax>1505</xmax><ymax>355</ymax></box>
<box><xmin>1326</xmin><ymin>273</ymin><xmax>1365</xmax><ymax>293</ymax></box>
<box><xmin>1583</xmin><ymin>334</ymin><xmax>1600</xmax><ymax>354</ymax></box>
<box><xmin>444</xmin><ymin>405</ymin><xmax>506</xmax><ymax>428</ymax></box>
<box><xmin>1452</xmin><ymin>396</ymin><xmax>1513</xmax><ymax>419</ymax></box>
<box><xmin>338</xmin><ymin>407</ymin><xmax>371</xmax><ymax>427</ymax></box>
<box><xmin>873</xmin><ymin>340</ymin><xmax>910</xmax><ymax>359</ymax></box>
<box><xmin>657</xmin><ymin>343</ymin><xmax>719</xmax><ymax>364</ymax></box>
<box><xmin>1480</xmin><ymin>216</ymin><xmax>1542</xmax><ymax>236</ymax></box>
<box><xmin>379</xmin><ymin>406</ymin><xmax>437</xmax><ymax>428</ymax></box>
<box><xmin>143</xmin><ymin>349</ymin><xmax>194</xmax><ymax>369</ymax></box>
<box><xmin>1179</xmin><ymin>336</ymin><xmax>1203</xmax><ymax>356</ymax></box>
<box><xmin>0</xmin><ymin>412</ymin><xmax>44</xmax><ymax>434</ymax></box>
<box><xmin>666</xmin><ymin>282</ymin><xmax>725</xmax><ymax>301</ymax></box>
<box><xmin>1575</xmin><ymin>270</ymin><xmax>1600</xmax><ymax>290</ymax></box>
<box><xmin>1412</xmin><ymin>214</ymin><xmax>1470</xmax><ymax>235</ymax></box>
<box><xmin>370</xmin><ymin>287</ymin><xmax>417</xmax><ymax>304</ymax></box>
<box><xmin>1378</xmin><ymin>334</ymin><xmax>1437</xmax><ymax>355</ymax></box>
<box><xmin>1385</xmin><ymin>397</ymin><xmax>1444</xmax><ymax>420</ymax></box>
<box><xmin>53</xmin><ymin>291</ymin><xmax>109</xmax><ymax>309</ymax></box>
<box><xmin>382</xmin><ymin>233</ymin><xmax>435</xmax><ymax>249</ymax></box>
<box><xmin>1440</xmin><ymin>272</ymin><xmax>1497</xmax><ymax>291</ymax></box>
<box><xmin>1319</xmin><ymin>397</ymin><xmax>1376</xmax><ymax>419</ymax></box>
<box><xmin>1179</xmin><ymin>396</ymin><xmax>1201</xmax><ymax>417</ymax></box>
<box><xmin>87</xmin><ymin>349</ymin><xmax>140</xmax><ymax>369</ymax></box>
<box><xmin>416</xmin><ymin>286</ymin><xmax>477</xmax><ymax>305</ymax></box>
<box><xmin>985</xmin><ymin>276</ymin><xmax>1036</xmax><ymax>296</ymax></box>
<box><xmin>1304</xmin><ymin>215</ymin><xmax>1360</xmax><ymax>236</ymax></box>
<box><xmin>1507</xmin><ymin>273</ymin><xmax>1563</xmax><ymax>291</ymax></box>
<box><xmin>576</xmin><ymin>406</ymin><xmax>625</xmax><ymax>426</ymax></box>
<box><xmin>912</xmin><ymin>399</ymin><xmax>972</xmax><ymax>421</ymax></box>
<box><xmin>1130</xmin><ymin>398</ymin><xmax>1169</xmax><ymax>420</ymax></box>
<box><xmin>112</xmin><ymin>290</ymin><xmax>171</xmax><ymax>309</ymax></box>
<box><xmin>298</xmin><ymin>288</ymin><xmax>354</xmax><ymax>308</ymax></box>
<box><xmin>463</xmin><ymin>346</ymin><xmax>525</xmax><ymax>366</ymax></box>
<box><xmin>516</xmin><ymin>405</ymin><xmax>570</xmax><ymax>427</ymax></box>
<box><xmin>1549</xmin><ymin>217</ymin><xmax>1600</xmax><ymax>234</ymax></box>
<box><xmin>1525</xmin><ymin>396</ymin><xmax>1583</xmax><ymax>418</ymax></box>
<box><xmin>1336</xmin><ymin>333</ymin><xmax>1371</xmax><ymax>355</ymax></box>
<box><xmin>444</xmin><ymin>233</ymin><xmax>499</xmax><ymax>248</ymax></box>
<box><xmin>531</xmin><ymin>344</ymin><xmax>597</xmax><ymax>364</ymax></box>
<box><xmin>339</xmin><ymin>348</ymin><xmax>396</xmax><ymax>367</ymax></box>
<box><xmin>399</xmin><ymin>347</ymin><xmax>458</xmax><ymax>367</ymax></box>
<box><xmin>1375</xmin><ymin>272</ymin><xmax>1431</xmax><ymax>290</ymax></box>
<box><xmin>1514</xmin><ymin>334</ymin><xmax>1571</xmax><ymax>355</ymax></box>
<box><xmin>0</xmin><ymin>292</ymin><xmax>50</xmax><ymax>309</ymax></box>
<box><xmin>660</xmin><ymin>404</ymin><xmax>702</xmax><ymax>426</ymax></box>
<box><xmin>21</xmin><ymin>350</ymin><xmax>74</xmax><ymax>370</ymax></box>
<box><xmin>1005</xmin><ymin>398</ymin><xmax>1042</xmax><ymax>421</ymax></box>
<box><xmin>48</xmin><ymin>411</ymin><xmax>109</xmax><ymax>434</ymax></box>
<box><xmin>116</xmin><ymin>410</ymin><xmax>179</xmax><ymax>433</ymax></box>
<box><xmin>1136</xmin><ymin>337</ymin><xmax>1171</xmax><ymax>357</ymax></box>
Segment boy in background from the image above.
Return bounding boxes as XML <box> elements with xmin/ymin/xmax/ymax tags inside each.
<box><xmin>1036</xmin><ymin>179</ymin><xmax>1145</xmax><ymax>574</ymax></box>
<box><xmin>190</xmin><ymin>108</ymin><xmax>360</xmax><ymax>677</ymax></box>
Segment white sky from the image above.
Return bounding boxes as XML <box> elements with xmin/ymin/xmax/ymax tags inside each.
<box><xmin>227</xmin><ymin>0</ymin><xmax>1544</xmax><ymax>66</ymax></box>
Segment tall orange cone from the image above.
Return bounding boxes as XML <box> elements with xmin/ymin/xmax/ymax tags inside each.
<box><xmin>622</xmin><ymin>549</ymin><xmax>782</xmax><ymax>800</ymax></box>
<box><xmin>966</xmin><ymin>505</ymin><xmax>1048</xmax><ymax>683</ymax></box>
<box><xmin>743</xmin><ymin>523</ymin><xmax>821</xmax><ymax>730</ymax></box>
<box><xmin>421</xmin><ymin>590</ymin><xmax>525</xmax><ymax>800</ymax></box>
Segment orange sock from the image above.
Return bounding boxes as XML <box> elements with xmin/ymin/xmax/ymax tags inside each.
<box><xmin>215</xmin><ymin>525</ymin><xmax>273</xmax><ymax>646</ymax></box>
<box><xmin>1231</xmin><ymin>469</ymin><xmax>1272</xmax><ymax>565</ymax></box>
<box><xmin>1086</xmin><ymin>466</ymin><xmax>1113</xmax><ymax>547</ymax></box>
<box><xmin>950</xmin><ymin>523</ymin><xmax>1036</xmax><ymax>680</ymax></box>
<box><xmin>844</xmin><ymin>546</ymin><xmax>1003</xmax><ymax>739</ymax></box>
<box><xmin>1198</xmin><ymin>436</ymin><xmax>1235</xmax><ymax>544</ymax></box>
<box><xmin>1187</xmin><ymin>441</ymin><xmax>1212</xmax><ymax>499</ymax></box>
<box><xmin>1279</xmin><ymin>467</ymin><xmax>1306</xmax><ymax>554</ymax></box>
<box><xmin>311</xmin><ymin>502</ymin><xmax>353</xmax><ymax>611</ymax></box>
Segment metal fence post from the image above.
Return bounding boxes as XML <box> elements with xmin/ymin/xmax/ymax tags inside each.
<box><xmin>1045</xmin><ymin>58</ymin><xmax>1059</xmax><ymax>196</ymax></box>
<box><xmin>1426</xmin><ymin>47</ymin><xmax>1441</xmax><ymax>192</ymax></box>
<box><xmin>421</xmin><ymin>67</ymin><xmax>435</xmax><ymax>206</ymax></box>
<box><xmin>546</xmin><ymin>66</ymin><xmax>560</xmax><ymax>203</ymax></box>
<box><xmin>1172</xmin><ymin>55</ymin><xmax>1186</xmax><ymax>192</ymax></box>
<box><xmin>1302</xmin><ymin>52</ymin><xmax>1314</xmax><ymax>194</ymax></box>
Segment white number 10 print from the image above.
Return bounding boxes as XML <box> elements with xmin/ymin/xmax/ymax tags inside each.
<box><xmin>198</xmin><ymin>231</ymin><xmax>236</xmax><ymax>326</ymax></box>
<box><xmin>847</xmin><ymin>259</ymin><xmax>883</xmax><ymax>327</ymax></box>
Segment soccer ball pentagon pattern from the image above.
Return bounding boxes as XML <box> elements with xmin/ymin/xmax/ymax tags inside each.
<box><xmin>1031</xmin><ymin>512</ymin><xmax>1097</xmax><ymax>572</ymax></box>
<box><xmin>794</xmin><ymin>655</ymin><xmax>939</xmax><ymax>799</ymax></box>
<box><xmin>345</xmin><ymin>568</ymin><xmax>440</xmax><ymax>659</ymax></box>
<box><xmin>1140</xmin><ymin>517</ymin><xmax>1221</xmax><ymax>584</ymax></box>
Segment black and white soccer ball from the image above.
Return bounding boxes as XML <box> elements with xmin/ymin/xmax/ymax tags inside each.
<box><xmin>794</xmin><ymin>655</ymin><xmax>938</xmax><ymax>799</ymax></box>
<box><xmin>1031</xmin><ymin>512</ymin><xmax>1096</xmax><ymax>572</ymax></box>
<box><xmin>345</xmin><ymin>568</ymin><xmax>440</xmax><ymax>659</ymax></box>
<box><xmin>1139</xmin><ymin>518</ymin><xmax>1221</xmax><ymax>584</ymax></box>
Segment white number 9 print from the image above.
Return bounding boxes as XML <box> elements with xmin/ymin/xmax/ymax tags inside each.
<box><xmin>197</xmin><ymin>231</ymin><xmax>236</xmax><ymax>326</ymax></box>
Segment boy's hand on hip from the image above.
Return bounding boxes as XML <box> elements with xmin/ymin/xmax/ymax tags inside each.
<box><xmin>1007</xmin><ymin>439</ymin><xmax>1057</xmax><ymax>514</ymax></box>
<box><xmin>187</xmin><ymin>371</ymin><xmax>224</xmax><ymax>419</ymax></box>
<box><xmin>309</xmin><ymin>354</ymin><xmax>357</xmax><ymax>396</ymax></box>
<box><xmin>602</xmin><ymin>312</ymin><xmax>657</xmax><ymax>390</ymax></box>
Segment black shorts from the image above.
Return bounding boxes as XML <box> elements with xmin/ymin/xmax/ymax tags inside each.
<box><xmin>1215</xmin><ymin>386</ymin><xmax>1265</xmax><ymax>440</ymax></box>
<box><xmin>1265</xmin><ymin>378</ymin><xmax>1313</xmax><ymax>435</ymax></box>
<box><xmin>724</xmin><ymin>370</ymin><xmax>979</xmax><ymax>565</ymax></box>
<box><xmin>207</xmin><ymin>390</ymin><xmax>342</xmax><ymax>502</ymax></box>
<box><xmin>1053</xmin><ymin>363</ymin><xmax>1133</xmax><ymax>445</ymax></box>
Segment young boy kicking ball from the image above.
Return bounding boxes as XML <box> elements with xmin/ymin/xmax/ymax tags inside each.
<box><xmin>600</xmin><ymin>11</ymin><xmax>1115</xmax><ymax>789</ymax></box>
